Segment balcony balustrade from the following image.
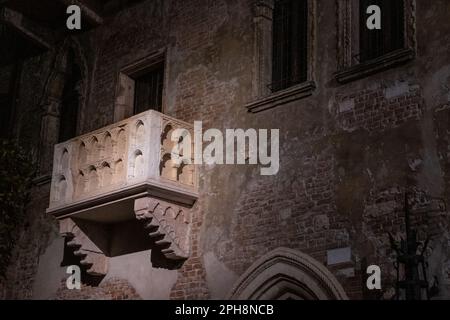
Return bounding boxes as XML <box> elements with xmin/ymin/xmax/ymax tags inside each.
<box><xmin>46</xmin><ymin>110</ymin><xmax>198</xmax><ymax>276</ymax></box>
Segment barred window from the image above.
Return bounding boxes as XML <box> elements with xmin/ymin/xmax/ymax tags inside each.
<box><xmin>133</xmin><ymin>62</ymin><xmax>164</xmax><ymax>114</ymax></box>
<box><xmin>271</xmin><ymin>0</ymin><xmax>308</xmax><ymax>92</ymax></box>
<box><xmin>359</xmin><ymin>0</ymin><xmax>405</xmax><ymax>62</ymax></box>
<box><xmin>336</xmin><ymin>0</ymin><xmax>414</xmax><ymax>83</ymax></box>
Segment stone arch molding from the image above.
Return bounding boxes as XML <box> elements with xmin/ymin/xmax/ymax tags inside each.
<box><xmin>227</xmin><ymin>247</ymin><xmax>348</xmax><ymax>300</ymax></box>
<box><xmin>38</xmin><ymin>37</ymin><xmax>90</xmax><ymax>176</ymax></box>
<box><xmin>40</xmin><ymin>37</ymin><xmax>89</xmax><ymax>112</ymax></box>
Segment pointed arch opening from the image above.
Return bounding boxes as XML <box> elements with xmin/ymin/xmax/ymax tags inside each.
<box><xmin>58</xmin><ymin>48</ymin><xmax>82</xmax><ymax>142</ymax></box>
<box><xmin>227</xmin><ymin>247</ymin><xmax>348</xmax><ymax>300</ymax></box>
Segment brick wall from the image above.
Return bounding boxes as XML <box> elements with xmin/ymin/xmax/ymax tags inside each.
<box><xmin>56</xmin><ymin>278</ymin><xmax>141</xmax><ymax>300</ymax></box>
<box><xmin>334</xmin><ymin>84</ymin><xmax>423</xmax><ymax>133</ymax></box>
<box><xmin>3</xmin><ymin>0</ymin><xmax>450</xmax><ymax>300</ymax></box>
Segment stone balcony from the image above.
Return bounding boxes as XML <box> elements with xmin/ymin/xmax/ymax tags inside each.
<box><xmin>46</xmin><ymin>110</ymin><xmax>198</xmax><ymax>276</ymax></box>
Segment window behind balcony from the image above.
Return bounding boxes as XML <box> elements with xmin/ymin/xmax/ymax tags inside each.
<box><xmin>271</xmin><ymin>0</ymin><xmax>308</xmax><ymax>92</ymax></box>
<box><xmin>58</xmin><ymin>50</ymin><xmax>81</xmax><ymax>143</ymax></box>
<box><xmin>359</xmin><ymin>0</ymin><xmax>405</xmax><ymax>62</ymax></box>
<box><xmin>133</xmin><ymin>62</ymin><xmax>164</xmax><ymax>114</ymax></box>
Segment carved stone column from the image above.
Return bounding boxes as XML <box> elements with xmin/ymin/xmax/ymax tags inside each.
<box><xmin>253</xmin><ymin>0</ymin><xmax>274</xmax><ymax>99</ymax></box>
<box><xmin>39</xmin><ymin>97</ymin><xmax>61</xmax><ymax>177</ymax></box>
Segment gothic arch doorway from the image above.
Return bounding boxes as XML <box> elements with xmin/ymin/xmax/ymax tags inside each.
<box><xmin>227</xmin><ymin>247</ymin><xmax>348</xmax><ymax>300</ymax></box>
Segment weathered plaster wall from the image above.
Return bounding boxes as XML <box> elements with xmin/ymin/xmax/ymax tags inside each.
<box><xmin>2</xmin><ymin>0</ymin><xmax>450</xmax><ymax>299</ymax></box>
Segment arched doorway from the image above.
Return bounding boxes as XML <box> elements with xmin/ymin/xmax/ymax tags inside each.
<box><xmin>227</xmin><ymin>247</ymin><xmax>348</xmax><ymax>300</ymax></box>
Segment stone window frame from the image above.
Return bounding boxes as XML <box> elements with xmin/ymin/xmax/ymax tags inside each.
<box><xmin>245</xmin><ymin>0</ymin><xmax>316</xmax><ymax>114</ymax></box>
<box><xmin>335</xmin><ymin>0</ymin><xmax>417</xmax><ymax>84</ymax></box>
<box><xmin>114</xmin><ymin>49</ymin><xmax>167</xmax><ymax>122</ymax></box>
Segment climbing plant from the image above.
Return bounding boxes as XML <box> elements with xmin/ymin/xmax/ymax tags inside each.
<box><xmin>0</xmin><ymin>139</ymin><xmax>35</xmax><ymax>277</ymax></box>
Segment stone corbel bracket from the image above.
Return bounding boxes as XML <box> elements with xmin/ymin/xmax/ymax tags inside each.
<box><xmin>134</xmin><ymin>197</ymin><xmax>191</xmax><ymax>260</ymax></box>
<box><xmin>59</xmin><ymin>218</ymin><xmax>109</xmax><ymax>276</ymax></box>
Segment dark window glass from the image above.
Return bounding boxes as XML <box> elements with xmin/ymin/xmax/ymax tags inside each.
<box><xmin>133</xmin><ymin>62</ymin><xmax>164</xmax><ymax>114</ymax></box>
<box><xmin>359</xmin><ymin>0</ymin><xmax>404</xmax><ymax>62</ymax></box>
<box><xmin>271</xmin><ymin>0</ymin><xmax>308</xmax><ymax>92</ymax></box>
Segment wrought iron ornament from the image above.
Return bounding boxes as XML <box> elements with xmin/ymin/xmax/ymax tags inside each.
<box><xmin>389</xmin><ymin>192</ymin><xmax>444</xmax><ymax>300</ymax></box>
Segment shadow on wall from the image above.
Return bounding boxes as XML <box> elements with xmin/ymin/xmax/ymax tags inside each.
<box><xmin>60</xmin><ymin>218</ymin><xmax>185</xmax><ymax>286</ymax></box>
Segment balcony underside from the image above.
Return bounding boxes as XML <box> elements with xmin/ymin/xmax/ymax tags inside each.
<box><xmin>47</xmin><ymin>179</ymin><xmax>198</xmax><ymax>223</ymax></box>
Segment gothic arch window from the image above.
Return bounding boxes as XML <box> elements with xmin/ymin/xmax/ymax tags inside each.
<box><xmin>227</xmin><ymin>247</ymin><xmax>348</xmax><ymax>300</ymax></box>
<box><xmin>38</xmin><ymin>39</ymin><xmax>88</xmax><ymax>176</ymax></box>
<box><xmin>58</xmin><ymin>49</ymin><xmax>82</xmax><ymax>142</ymax></box>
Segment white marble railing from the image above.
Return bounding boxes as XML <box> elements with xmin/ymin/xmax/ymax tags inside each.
<box><xmin>47</xmin><ymin>110</ymin><xmax>198</xmax><ymax>218</ymax></box>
